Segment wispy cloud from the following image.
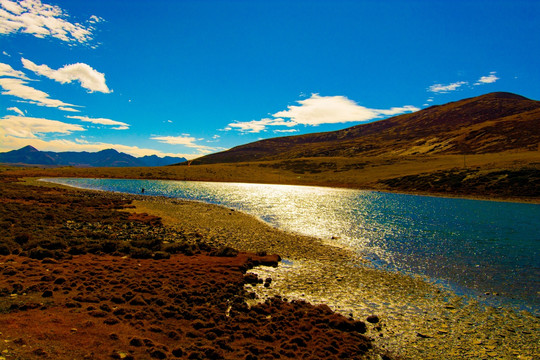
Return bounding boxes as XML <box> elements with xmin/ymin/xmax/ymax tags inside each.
<box><xmin>226</xmin><ymin>94</ymin><xmax>419</xmax><ymax>133</ymax></box>
<box><xmin>226</xmin><ymin>118</ymin><xmax>296</xmax><ymax>133</ymax></box>
<box><xmin>0</xmin><ymin>114</ymin><xmax>85</xmax><ymax>138</ymax></box>
<box><xmin>7</xmin><ymin>106</ymin><xmax>24</xmax><ymax>116</ymax></box>
<box><xmin>0</xmin><ymin>77</ymin><xmax>80</xmax><ymax>111</ymax></box>
<box><xmin>0</xmin><ymin>62</ymin><xmax>29</xmax><ymax>79</ymax></box>
<box><xmin>428</xmin><ymin>81</ymin><xmax>468</xmax><ymax>93</ymax></box>
<box><xmin>22</xmin><ymin>58</ymin><xmax>111</xmax><ymax>93</ymax></box>
<box><xmin>0</xmin><ymin>0</ymin><xmax>99</xmax><ymax>44</ymax></box>
<box><xmin>151</xmin><ymin>135</ymin><xmax>224</xmax><ymax>155</ymax></box>
<box><xmin>474</xmin><ymin>71</ymin><xmax>499</xmax><ymax>85</ymax></box>
<box><xmin>66</xmin><ymin>115</ymin><xmax>129</xmax><ymax>130</ymax></box>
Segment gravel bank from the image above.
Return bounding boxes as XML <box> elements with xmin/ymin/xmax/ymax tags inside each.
<box><xmin>129</xmin><ymin>196</ymin><xmax>539</xmax><ymax>360</ymax></box>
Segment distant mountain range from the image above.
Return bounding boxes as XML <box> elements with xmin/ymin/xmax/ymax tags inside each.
<box><xmin>192</xmin><ymin>92</ymin><xmax>540</xmax><ymax>164</ymax></box>
<box><xmin>0</xmin><ymin>146</ymin><xmax>187</xmax><ymax>167</ymax></box>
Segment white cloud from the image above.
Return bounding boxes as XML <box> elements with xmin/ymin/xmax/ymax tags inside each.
<box><xmin>7</xmin><ymin>106</ymin><xmax>24</xmax><ymax>116</ymax></box>
<box><xmin>66</xmin><ymin>115</ymin><xmax>129</xmax><ymax>129</ymax></box>
<box><xmin>22</xmin><ymin>58</ymin><xmax>111</xmax><ymax>93</ymax></box>
<box><xmin>0</xmin><ymin>114</ymin><xmax>85</xmax><ymax>138</ymax></box>
<box><xmin>227</xmin><ymin>94</ymin><xmax>419</xmax><ymax>133</ymax></box>
<box><xmin>227</xmin><ymin>118</ymin><xmax>295</xmax><ymax>133</ymax></box>
<box><xmin>0</xmin><ymin>0</ymin><xmax>98</xmax><ymax>44</ymax></box>
<box><xmin>58</xmin><ymin>106</ymin><xmax>79</xmax><ymax>112</ymax></box>
<box><xmin>151</xmin><ymin>135</ymin><xmax>224</xmax><ymax>155</ymax></box>
<box><xmin>0</xmin><ymin>62</ymin><xmax>29</xmax><ymax>79</ymax></box>
<box><xmin>88</xmin><ymin>15</ymin><xmax>103</xmax><ymax>24</ymax></box>
<box><xmin>376</xmin><ymin>105</ymin><xmax>421</xmax><ymax>116</ymax></box>
<box><xmin>273</xmin><ymin>95</ymin><xmax>376</xmax><ymax>126</ymax></box>
<box><xmin>0</xmin><ymin>77</ymin><xmax>79</xmax><ymax>111</ymax></box>
<box><xmin>428</xmin><ymin>81</ymin><xmax>468</xmax><ymax>93</ymax></box>
<box><xmin>474</xmin><ymin>71</ymin><xmax>499</xmax><ymax>85</ymax></box>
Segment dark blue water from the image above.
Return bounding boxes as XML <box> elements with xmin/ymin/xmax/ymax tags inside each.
<box><xmin>44</xmin><ymin>178</ymin><xmax>539</xmax><ymax>311</ymax></box>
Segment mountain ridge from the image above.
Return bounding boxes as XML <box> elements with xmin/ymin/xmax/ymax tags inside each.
<box><xmin>191</xmin><ymin>92</ymin><xmax>539</xmax><ymax>164</ymax></box>
<box><xmin>0</xmin><ymin>146</ymin><xmax>187</xmax><ymax>167</ymax></box>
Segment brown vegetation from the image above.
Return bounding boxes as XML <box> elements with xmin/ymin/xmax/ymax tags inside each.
<box><xmin>0</xmin><ymin>175</ymin><xmax>381</xmax><ymax>360</ymax></box>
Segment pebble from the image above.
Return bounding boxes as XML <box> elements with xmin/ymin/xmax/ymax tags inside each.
<box><xmin>130</xmin><ymin>196</ymin><xmax>540</xmax><ymax>360</ymax></box>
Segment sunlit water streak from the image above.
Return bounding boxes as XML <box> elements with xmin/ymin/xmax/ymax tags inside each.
<box><xmin>45</xmin><ymin>178</ymin><xmax>539</xmax><ymax>311</ymax></box>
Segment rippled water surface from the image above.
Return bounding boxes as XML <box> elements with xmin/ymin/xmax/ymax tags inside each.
<box><xmin>46</xmin><ymin>178</ymin><xmax>539</xmax><ymax>310</ymax></box>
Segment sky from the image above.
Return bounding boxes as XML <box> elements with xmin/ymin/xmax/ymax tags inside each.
<box><xmin>0</xmin><ymin>0</ymin><xmax>538</xmax><ymax>159</ymax></box>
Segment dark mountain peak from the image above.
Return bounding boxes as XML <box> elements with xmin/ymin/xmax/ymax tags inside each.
<box><xmin>479</xmin><ymin>92</ymin><xmax>529</xmax><ymax>101</ymax></box>
<box><xmin>98</xmin><ymin>148</ymin><xmax>120</xmax><ymax>155</ymax></box>
<box><xmin>19</xmin><ymin>145</ymin><xmax>39</xmax><ymax>153</ymax></box>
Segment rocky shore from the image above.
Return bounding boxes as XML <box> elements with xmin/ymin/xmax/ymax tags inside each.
<box><xmin>129</xmin><ymin>197</ymin><xmax>539</xmax><ymax>360</ymax></box>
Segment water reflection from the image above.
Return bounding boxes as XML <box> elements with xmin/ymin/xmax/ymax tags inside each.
<box><xmin>44</xmin><ymin>178</ymin><xmax>539</xmax><ymax>310</ymax></box>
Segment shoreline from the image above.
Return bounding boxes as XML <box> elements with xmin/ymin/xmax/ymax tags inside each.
<box><xmin>34</xmin><ymin>174</ymin><xmax>540</xmax><ymax>205</ymax></box>
<box><xmin>123</xmin><ymin>194</ymin><xmax>538</xmax><ymax>359</ymax></box>
<box><xmin>37</xmin><ymin>177</ymin><xmax>540</xmax><ymax>311</ymax></box>
<box><xmin>15</xmin><ymin>177</ymin><xmax>540</xmax><ymax>358</ymax></box>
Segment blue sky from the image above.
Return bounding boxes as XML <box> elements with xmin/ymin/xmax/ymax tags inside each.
<box><xmin>1</xmin><ymin>0</ymin><xmax>538</xmax><ymax>159</ymax></box>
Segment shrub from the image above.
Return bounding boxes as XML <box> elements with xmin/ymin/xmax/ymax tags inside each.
<box><xmin>101</xmin><ymin>240</ymin><xmax>118</xmax><ymax>254</ymax></box>
<box><xmin>130</xmin><ymin>247</ymin><xmax>152</xmax><ymax>259</ymax></box>
<box><xmin>37</xmin><ymin>239</ymin><xmax>67</xmax><ymax>250</ymax></box>
<box><xmin>153</xmin><ymin>251</ymin><xmax>171</xmax><ymax>260</ymax></box>
<box><xmin>28</xmin><ymin>247</ymin><xmax>55</xmax><ymax>260</ymax></box>
<box><xmin>0</xmin><ymin>243</ymin><xmax>11</xmax><ymax>255</ymax></box>
<box><xmin>211</xmin><ymin>246</ymin><xmax>238</xmax><ymax>257</ymax></box>
<box><xmin>14</xmin><ymin>233</ymin><xmax>30</xmax><ymax>245</ymax></box>
<box><xmin>131</xmin><ymin>237</ymin><xmax>162</xmax><ymax>251</ymax></box>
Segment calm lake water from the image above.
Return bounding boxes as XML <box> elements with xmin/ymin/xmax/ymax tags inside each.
<box><xmin>45</xmin><ymin>178</ymin><xmax>539</xmax><ymax>311</ymax></box>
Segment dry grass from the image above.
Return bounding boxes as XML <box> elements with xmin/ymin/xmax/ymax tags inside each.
<box><xmin>2</xmin><ymin>149</ymin><xmax>539</xmax><ymax>202</ymax></box>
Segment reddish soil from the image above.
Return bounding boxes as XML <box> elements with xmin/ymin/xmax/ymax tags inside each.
<box><xmin>0</xmin><ymin>254</ymin><xmax>373</xmax><ymax>360</ymax></box>
<box><xmin>0</xmin><ymin>174</ymin><xmax>381</xmax><ymax>359</ymax></box>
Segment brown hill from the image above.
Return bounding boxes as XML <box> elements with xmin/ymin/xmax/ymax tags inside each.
<box><xmin>192</xmin><ymin>92</ymin><xmax>540</xmax><ymax>164</ymax></box>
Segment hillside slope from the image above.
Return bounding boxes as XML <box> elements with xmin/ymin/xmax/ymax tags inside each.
<box><xmin>192</xmin><ymin>92</ymin><xmax>539</xmax><ymax>164</ymax></box>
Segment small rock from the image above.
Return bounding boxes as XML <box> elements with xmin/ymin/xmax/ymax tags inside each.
<box><xmin>244</xmin><ymin>273</ymin><xmax>261</xmax><ymax>285</ymax></box>
<box><xmin>366</xmin><ymin>315</ymin><xmax>379</xmax><ymax>323</ymax></box>
<box><xmin>41</xmin><ymin>290</ymin><xmax>53</xmax><ymax>298</ymax></box>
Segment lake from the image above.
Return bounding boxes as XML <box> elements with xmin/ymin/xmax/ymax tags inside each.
<box><xmin>44</xmin><ymin>178</ymin><xmax>539</xmax><ymax>311</ymax></box>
